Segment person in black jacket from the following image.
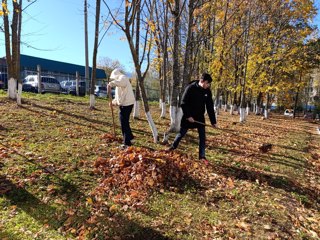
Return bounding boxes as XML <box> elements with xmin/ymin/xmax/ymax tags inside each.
<box><xmin>167</xmin><ymin>73</ymin><xmax>216</xmax><ymax>164</ymax></box>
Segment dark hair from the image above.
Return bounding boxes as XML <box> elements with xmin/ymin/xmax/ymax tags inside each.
<box><xmin>201</xmin><ymin>73</ymin><xmax>212</xmax><ymax>83</ymax></box>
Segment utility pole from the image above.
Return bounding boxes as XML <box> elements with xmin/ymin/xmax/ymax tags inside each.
<box><xmin>84</xmin><ymin>0</ymin><xmax>89</xmax><ymax>92</ymax></box>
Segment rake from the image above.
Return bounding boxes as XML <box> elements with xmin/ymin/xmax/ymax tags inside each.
<box><xmin>193</xmin><ymin>120</ymin><xmax>272</xmax><ymax>153</ymax></box>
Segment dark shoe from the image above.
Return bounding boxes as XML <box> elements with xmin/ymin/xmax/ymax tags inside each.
<box><xmin>200</xmin><ymin>157</ymin><xmax>209</xmax><ymax>166</ymax></box>
<box><xmin>129</xmin><ymin>135</ymin><xmax>135</xmax><ymax>143</ymax></box>
<box><xmin>165</xmin><ymin>146</ymin><xmax>175</xmax><ymax>152</ymax></box>
<box><xmin>119</xmin><ymin>144</ymin><xmax>129</xmax><ymax>150</ymax></box>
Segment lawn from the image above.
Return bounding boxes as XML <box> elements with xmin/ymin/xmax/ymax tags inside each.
<box><xmin>0</xmin><ymin>91</ymin><xmax>319</xmax><ymax>239</ymax></box>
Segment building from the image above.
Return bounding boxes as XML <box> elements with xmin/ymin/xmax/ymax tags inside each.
<box><xmin>0</xmin><ymin>54</ymin><xmax>107</xmax><ymax>90</ymax></box>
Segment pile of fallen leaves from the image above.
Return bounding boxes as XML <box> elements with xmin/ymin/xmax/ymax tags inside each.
<box><xmin>92</xmin><ymin>146</ymin><xmax>224</xmax><ymax>207</ymax></box>
<box><xmin>99</xmin><ymin>133</ymin><xmax>122</xmax><ymax>143</ymax></box>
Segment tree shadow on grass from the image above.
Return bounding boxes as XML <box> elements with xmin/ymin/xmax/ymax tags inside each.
<box><xmin>23</xmin><ymin>101</ymin><xmax>113</xmax><ymax>126</ymax></box>
<box><xmin>20</xmin><ymin>103</ymin><xmax>152</xmax><ymax>138</ymax></box>
<box><xmin>0</xmin><ymin>175</ymin><xmax>63</xmax><ymax>229</ymax></box>
<box><xmin>19</xmin><ymin>104</ymin><xmax>114</xmax><ymax>135</ymax></box>
<box><xmin>212</xmin><ymin>164</ymin><xmax>320</xmax><ymax>208</ymax></box>
<box><xmin>1</xmin><ymin>175</ymin><xmax>171</xmax><ymax>239</ymax></box>
<box><xmin>0</xmin><ymin>145</ymin><xmax>170</xmax><ymax>239</ymax></box>
<box><xmin>206</xmin><ymin>127</ymin><xmax>313</xmax><ymax>155</ymax></box>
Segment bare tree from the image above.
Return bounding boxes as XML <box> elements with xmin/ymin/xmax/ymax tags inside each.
<box><xmin>152</xmin><ymin>0</ymin><xmax>169</xmax><ymax>118</ymax></box>
<box><xmin>104</xmin><ymin>0</ymin><xmax>158</xmax><ymax>142</ymax></box>
<box><xmin>98</xmin><ymin>57</ymin><xmax>125</xmax><ymax>78</ymax></box>
<box><xmin>2</xmin><ymin>0</ymin><xmax>22</xmax><ymax>102</ymax></box>
<box><xmin>89</xmin><ymin>0</ymin><xmax>101</xmax><ymax>109</ymax></box>
<box><xmin>162</xmin><ymin>0</ymin><xmax>184</xmax><ymax>143</ymax></box>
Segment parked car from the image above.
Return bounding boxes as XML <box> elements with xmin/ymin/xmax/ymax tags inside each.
<box><xmin>60</xmin><ymin>80</ymin><xmax>86</xmax><ymax>96</ymax></box>
<box><xmin>284</xmin><ymin>109</ymin><xmax>294</xmax><ymax>117</ymax></box>
<box><xmin>0</xmin><ymin>72</ymin><xmax>8</xmax><ymax>89</ymax></box>
<box><xmin>23</xmin><ymin>75</ymin><xmax>61</xmax><ymax>94</ymax></box>
<box><xmin>60</xmin><ymin>80</ymin><xmax>73</xmax><ymax>93</ymax></box>
<box><xmin>94</xmin><ymin>85</ymin><xmax>108</xmax><ymax>98</ymax></box>
<box><xmin>69</xmin><ymin>81</ymin><xmax>86</xmax><ymax>96</ymax></box>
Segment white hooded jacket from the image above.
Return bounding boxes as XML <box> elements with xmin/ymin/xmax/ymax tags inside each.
<box><xmin>109</xmin><ymin>68</ymin><xmax>135</xmax><ymax>106</ymax></box>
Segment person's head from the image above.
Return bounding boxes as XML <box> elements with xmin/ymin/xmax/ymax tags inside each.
<box><xmin>110</xmin><ymin>68</ymin><xmax>123</xmax><ymax>80</ymax></box>
<box><xmin>199</xmin><ymin>73</ymin><xmax>212</xmax><ymax>89</ymax></box>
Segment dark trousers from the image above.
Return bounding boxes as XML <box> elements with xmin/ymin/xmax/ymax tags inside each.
<box><xmin>172</xmin><ymin>126</ymin><xmax>206</xmax><ymax>159</ymax></box>
<box><xmin>119</xmin><ymin>104</ymin><xmax>134</xmax><ymax>145</ymax></box>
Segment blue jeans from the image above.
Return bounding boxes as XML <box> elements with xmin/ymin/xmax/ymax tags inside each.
<box><xmin>119</xmin><ymin>104</ymin><xmax>134</xmax><ymax>145</ymax></box>
<box><xmin>172</xmin><ymin>126</ymin><xmax>206</xmax><ymax>159</ymax></box>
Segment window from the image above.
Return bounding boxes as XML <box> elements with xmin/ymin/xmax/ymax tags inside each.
<box><xmin>42</xmin><ymin>77</ymin><xmax>49</xmax><ymax>83</ymax></box>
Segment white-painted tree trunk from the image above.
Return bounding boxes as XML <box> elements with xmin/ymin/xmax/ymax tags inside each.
<box><xmin>255</xmin><ymin>106</ymin><xmax>260</xmax><ymax>115</ymax></box>
<box><xmin>246</xmin><ymin>106</ymin><xmax>250</xmax><ymax>115</ymax></box>
<box><xmin>264</xmin><ymin>109</ymin><xmax>269</xmax><ymax>119</ymax></box>
<box><xmin>133</xmin><ymin>100</ymin><xmax>140</xmax><ymax>118</ymax></box>
<box><xmin>162</xmin><ymin>106</ymin><xmax>182</xmax><ymax>143</ymax></box>
<box><xmin>160</xmin><ymin>101</ymin><xmax>166</xmax><ymax>118</ymax></box>
<box><xmin>170</xmin><ymin>106</ymin><xmax>182</xmax><ymax>131</ymax></box>
<box><xmin>215</xmin><ymin>105</ymin><xmax>219</xmax><ymax>115</ymax></box>
<box><xmin>223</xmin><ymin>104</ymin><xmax>228</xmax><ymax>112</ymax></box>
<box><xmin>17</xmin><ymin>82</ymin><xmax>22</xmax><ymax>105</ymax></box>
<box><xmin>8</xmin><ymin>78</ymin><xmax>17</xmax><ymax>100</ymax></box>
<box><xmin>146</xmin><ymin>111</ymin><xmax>158</xmax><ymax>143</ymax></box>
<box><xmin>230</xmin><ymin>104</ymin><xmax>234</xmax><ymax>115</ymax></box>
<box><xmin>240</xmin><ymin>108</ymin><xmax>246</xmax><ymax>122</ymax></box>
<box><xmin>90</xmin><ymin>94</ymin><xmax>95</xmax><ymax>108</ymax></box>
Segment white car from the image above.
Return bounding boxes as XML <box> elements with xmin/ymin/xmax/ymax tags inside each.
<box><xmin>284</xmin><ymin>109</ymin><xmax>294</xmax><ymax>117</ymax></box>
<box><xmin>23</xmin><ymin>75</ymin><xmax>61</xmax><ymax>93</ymax></box>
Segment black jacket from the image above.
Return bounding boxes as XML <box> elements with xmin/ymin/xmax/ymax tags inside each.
<box><xmin>180</xmin><ymin>80</ymin><xmax>216</xmax><ymax>129</ymax></box>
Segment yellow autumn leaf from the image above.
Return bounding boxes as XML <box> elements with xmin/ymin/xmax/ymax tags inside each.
<box><xmin>86</xmin><ymin>197</ymin><xmax>93</xmax><ymax>205</ymax></box>
<box><xmin>147</xmin><ymin>178</ymin><xmax>154</xmax><ymax>186</ymax></box>
<box><xmin>236</xmin><ymin>221</ymin><xmax>250</xmax><ymax>231</ymax></box>
<box><xmin>109</xmin><ymin>204</ymin><xmax>117</xmax><ymax>212</ymax></box>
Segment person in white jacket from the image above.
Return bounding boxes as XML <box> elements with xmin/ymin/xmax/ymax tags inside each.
<box><xmin>107</xmin><ymin>68</ymin><xmax>135</xmax><ymax>147</ymax></box>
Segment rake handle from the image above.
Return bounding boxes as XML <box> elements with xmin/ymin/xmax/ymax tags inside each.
<box><xmin>108</xmin><ymin>88</ymin><xmax>116</xmax><ymax>138</ymax></box>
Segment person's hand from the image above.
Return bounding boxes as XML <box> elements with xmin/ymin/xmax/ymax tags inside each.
<box><xmin>187</xmin><ymin>117</ymin><xmax>195</xmax><ymax>123</ymax></box>
<box><xmin>107</xmin><ymin>84</ymin><xmax>112</xmax><ymax>92</ymax></box>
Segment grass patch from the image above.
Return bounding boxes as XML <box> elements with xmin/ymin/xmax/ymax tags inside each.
<box><xmin>0</xmin><ymin>92</ymin><xmax>319</xmax><ymax>239</ymax></box>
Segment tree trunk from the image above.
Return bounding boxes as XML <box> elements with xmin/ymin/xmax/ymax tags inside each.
<box><xmin>89</xmin><ymin>0</ymin><xmax>101</xmax><ymax>109</ymax></box>
<box><xmin>255</xmin><ymin>92</ymin><xmax>262</xmax><ymax>115</ymax></box>
<box><xmin>264</xmin><ymin>92</ymin><xmax>270</xmax><ymax>119</ymax></box>
<box><xmin>3</xmin><ymin>0</ymin><xmax>22</xmax><ymax>100</ymax></box>
<box><xmin>120</xmin><ymin>0</ymin><xmax>158</xmax><ymax>142</ymax></box>
<box><xmin>16</xmin><ymin>0</ymin><xmax>22</xmax><ymax>105</ymax></box>
<box><xmin>182</xmin><ymin>0</ymin><xmax>195</xmax><ymax>91</ymax></box>
<box><xmin>133</xmin><ymin>83</ymin><xmax>140</xmax><ymax>119</ymax></box>
<box><xmin>84</xmin><ymin>0</ymin><xmax>90</xmax><ymax>92</ymax></box>
<box><xmin>160</xmin><ymin>22</ymin><xmax>168</xmax><ymax>118</ymax></box>
<box><xmin>293</xmin><ymin>71</ymin><xmax>302</xmax><ymax>119</ymax></box>
<box><xmin>163</xmin><ymin>0</ymin><xmax>181</xmax><ymax>143</ymax></box>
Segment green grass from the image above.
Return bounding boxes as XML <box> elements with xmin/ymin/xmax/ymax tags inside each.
<box><xmin>0</xmin><ymin>91</ymin><xmax>319</xmax><ymax>239</ymax></box>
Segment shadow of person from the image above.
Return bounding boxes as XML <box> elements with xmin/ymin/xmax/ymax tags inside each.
<box><xmin>212</xmin><ymin>164</ymin><xmax>320</xmax><ymax>208</ymax></box>
<box><xmin>0</xmin><ymin>175</ymin><xmax>62</xmax><ymax>229</ymax></box>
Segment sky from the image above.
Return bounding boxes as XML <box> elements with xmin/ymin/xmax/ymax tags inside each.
<box><xmin>1</xmin><ymin>0</ymin><xmax>320</xmax><ymax>73</ymax></box>
<box><xmin>0</xmin><ymin>0</ymin><xmax>134</xmax><ymax>71</ymax></box>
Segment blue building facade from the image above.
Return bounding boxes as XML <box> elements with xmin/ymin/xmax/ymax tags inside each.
<box><xmin>0</xmin><ymin>54</ymin><xmax>107</xmax><ymax>89</ymax></box>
